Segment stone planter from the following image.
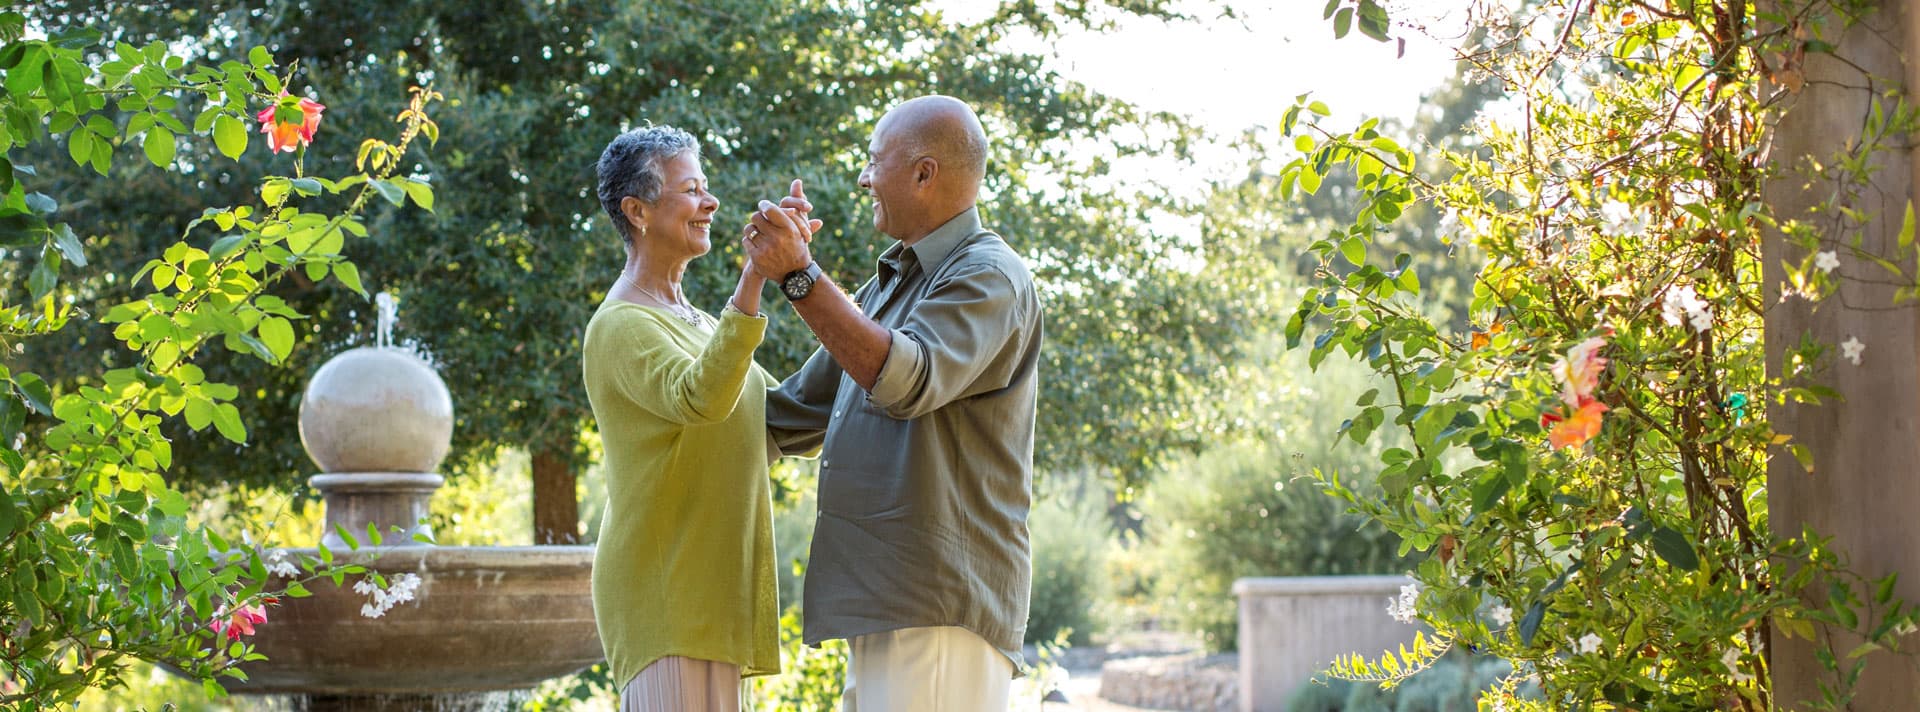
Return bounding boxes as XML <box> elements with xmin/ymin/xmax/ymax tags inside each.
<box><xmin>1233</xmin><ymin>575</ymin><xmax>1421</xmax><ymax>712</ymax></box>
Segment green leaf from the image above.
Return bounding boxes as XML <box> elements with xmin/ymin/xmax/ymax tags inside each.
<box><xmin>5</xmin><ymin>45</ymin><xmax>44</xmax><ymax>99</ymax></box>
<box><xmin>0</xmin><ymin>392</ymin><xmax>24</xmax><ymax>445</ymax></box>
<box><xmin>156</xmin><ymin>487</ymin><xmax>188</xmax><ymax>517</ymax></box>
<box><xmin>211</xmin><ymin>402</ymin><xmax>246</xmax><ymax>443</ymax></box>
<box><xmin>1649</xmin><ymin>526</ymin><xmax>1700</xmax><ymax>571</ymax></box>
<box><xmin>1902</xmin><ymin>202</ymin><xmax>1915</xmax><ymax>249</ymax></box>
<box><xmin>399</xmin><ymin>179</ymin><xmax>435</xmax><ymax>211</ymax></box>
<box><xmin>1357</xmin><ymin>0</ymin><xmax>1391</xmax><ymax>41</ymax></box>
<box><xmin>66</xmin><ymin>126</ymin><xmax>93</xmax><ymax>168</ymax></box>
<box><xmin>1472</xmin><ymin>468</ymin><xmax>1511</xmax><ymax>514</ymax></box>
<box><xmin>262</xmin><ymin>178</ymin><xmax>290</xmax><ymax>205</ymax></box>
<box><xmin>1333</xmin><ymin>7</ymin><xmax>1354</xmax><ymax>38</ymax></box>
<box><xmin>50</xmin><ymin>223</ymin><xmax>86</xmax><ymax>267</ymax></box>
<box><xmin>28</xmin><ymin>246</ymin><xmax>58</xmax><ymax>300</ymax></box>
<box><xmin>1340</xmin><ymin>237</ymin><xmax>1366</xmax><ymax>265</ymax></box>
<box><xmin>143</xmin><ymin>126</ymin><xmax>176</xmax><ymax>168</ymax></box>
<box><xmin>1790</xmin><ymin>443</ymin><xmax>1815</xmax><ymax>473</ymax></box>
<box><xmin>185</xmin><ymin>398</ymin><xmax>214</xmax><ymax>430</ymax></box>
<box><xmin>334</xmin><ymin>261</ymin><xmax>366</xmax><ymax>297</ymax></box>
<box><xmin>150</xmin><ymin>341</ymin><xmax>180</xmax><ymax>371</ymax></box>
<box><xmin>248</xmin><ymin>45</ymin><xmax>271</xmax><ymax>68</ymax></box>
<box><xmin>0</xmin><ymin>489</ymin><xmax>17</xmax><ymax>540</ymax></box>
<box><xmin>16</xmin><ymin>372</ymin><xmax>52</xmax><ymax>415</ymax></box>
<box><xmin>214</xmin><ymin>113</ymin><xmax>247</xmax><ymax>160</ymax></box>
<box><xmin>1518</xmin><ymin>601</ymin><xmax>1546</xmax><ymax>645</ymax></box>
<box><xmin>209</xmin><ymin>234</ymin><xmax>248</xmax><ymax>261</ymax></box>
<box><xmin>371</xmin><ymin>178</ymin><xmax>407</xmax><ymax>207</ymax></box>
<box><xmin>290</xmin><ymin>177</ymin><xmax>324</xmax><ymax>196</ymax></box>
<box><xmin>258</xmin><ymin>316</ymin><xmax>294</xmax><ymax>362</ymax></box>
<box><xmin>1308</xmin><ymin>100</ymin><xmax>1331</xmax><ymax>117</ymax></box>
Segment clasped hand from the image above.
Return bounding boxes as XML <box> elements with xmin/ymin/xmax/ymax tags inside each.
<box><xmin>742</xmin><ymin>179</ymin><xmax>823</xmax><ymax>281</ymax></box>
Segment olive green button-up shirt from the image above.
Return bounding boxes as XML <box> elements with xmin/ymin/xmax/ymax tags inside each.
<box><xmin>767</xmin><ymin>207</ymin><xmax>1042</xmax><ymax>673</ymax></box>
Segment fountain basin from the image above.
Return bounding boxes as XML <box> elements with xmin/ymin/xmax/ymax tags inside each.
<box><xmin>228</xmin><ymin>545</ymin><xmax>600</xmax><ymax>694</ymax></box>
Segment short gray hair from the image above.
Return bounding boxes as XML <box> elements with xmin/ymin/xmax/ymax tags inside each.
<box><xmin>596</xmin><ymin>125</ymin><xmax>700</xmax><ymax>243</ymax></box>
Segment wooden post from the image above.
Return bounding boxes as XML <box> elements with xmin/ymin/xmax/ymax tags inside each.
<box><xmin>1764</xmin><ymin>0</ymin><xmax>1920</xmax><ymax>704</ymax></box>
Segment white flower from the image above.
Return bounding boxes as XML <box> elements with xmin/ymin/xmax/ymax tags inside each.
<box><xmin>1661</xmin><ymin>285</ymin><xmax>1713</xmax><ymax>333</ymax></box>
<box><xmin>1577</xmin><ymin>632</ymin><xmax>1604</xmax><ymax>654</ymax></box>
<box><xmin>1387</xmin><ymin>583</ymin><xmax>1420</xmax><ymax>624</ymax></box>
<box><xmin>265</xmin><ymin>549</ymin><xmax>299</xmax><ymax>578</ymax></box>
<box><xmin>1842</xmin><ymin>336</ymin><xmax>1865</xmax><ymax>365</ymax></box>
<box><xmin>1489</xmin><ymin>604</ymin><xmax>1514</xmax><ymax>627</ymax></box>
<box><xmin>1815</xmin><ymin>250</ymin><xmax>1840</xmax><ymax>273</ymax></box>
<box><xmin>1598</xmin><ymin>201</ymin><xmax>1645</xmax><ymax>238</ymax></box>
<box><xmin>387</xmin><ymin>573</ymin><xmax>422</xmax><ymax>604</ymax></box>
<box><xmin>355</xmin><ymin>572</ymin><xmax>425</xmax><ymax>619</ymax></box>
<box><xmin>1722</xmin><ymin>646</ymin><xmax>1754</xmax><ymax>684</ymax></box>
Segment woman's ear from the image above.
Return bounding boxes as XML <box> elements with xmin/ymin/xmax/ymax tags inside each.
<box><xmin>620</xmin><ymin>196</ymin><xmax>647</xmax><ymax>233</ymax></box>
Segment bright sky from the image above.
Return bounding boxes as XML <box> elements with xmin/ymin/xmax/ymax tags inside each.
<box><xmin>933</xmin><ymin>0</ymin><xmax>1480</xmax><ymax>209</ymax></box>
<box><xmin>943</xmin><ymin>1</ymin><xmax>1476</xmax><ymax>137</ymax></box>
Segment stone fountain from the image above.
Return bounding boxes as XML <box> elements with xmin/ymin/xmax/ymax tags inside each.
<box><xmin>216</xmin><ymin>293</ymin><xmax>601</xmax><ymax>711</ymax></box>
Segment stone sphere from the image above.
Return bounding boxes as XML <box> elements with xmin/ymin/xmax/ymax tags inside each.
<box><xmin>299</xmin><ymin>347</ymin><xmax>453</xmax><ymax>473</ymax></box>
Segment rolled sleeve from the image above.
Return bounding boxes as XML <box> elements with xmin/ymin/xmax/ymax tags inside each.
<box><xmin>862</xmin><ymin>262</ymin><xmax>1027</xmax><ymax>420</ymax></box>
<box><xmin>866</xmin><ymin>327</ymin><xmax>925</xmax><ymax>412</ymax></box>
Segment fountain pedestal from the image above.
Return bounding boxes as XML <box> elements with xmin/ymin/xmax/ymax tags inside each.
<box><xmin>186</xmin><ymin>302</ymin><xmax>602</xmax><ymax>709</ymax></box>
<box><xmin>309</xmin><ymin>472</ymin><xmax>443</xmax><ymax>549</ymax></box>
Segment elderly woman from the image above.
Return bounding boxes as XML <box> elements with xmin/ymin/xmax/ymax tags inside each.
<box><xmin>582</xmin><ymin>125</ymin><xmax>807</xmax><ymax>710</ymax></box>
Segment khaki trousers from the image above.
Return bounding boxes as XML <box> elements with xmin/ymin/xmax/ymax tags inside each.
<box><xmin>620</xmin><ymin>656</ymin><xmax>742</xmax><ymax>712</ymax></box>
<box><xmin>839</xmin><ymin>626</ymin><xmax>1014</xmax><ymax>712</ymax></box>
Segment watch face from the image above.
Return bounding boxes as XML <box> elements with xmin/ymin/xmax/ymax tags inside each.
<box><xmin>782</xmin><ymin>272</ymin><xmax>813</xmax><ymax>300</ymax></box>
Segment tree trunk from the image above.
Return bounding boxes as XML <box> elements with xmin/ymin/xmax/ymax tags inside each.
<box><xmin>531</xmin><ymin>435</ymin><xmax>581</xmax><ymax>545</ymax></box>
<box><xmin>1764</xmin><ymin>0</ymin><xmax>1920</xmax><ymax>705</ymax></box>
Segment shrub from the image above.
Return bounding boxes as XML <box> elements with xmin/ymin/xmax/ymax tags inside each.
<box><xmin>1025</xmin><ymin>487</ymin><xmax>1112</xmax><ymax>646</ymax></box>
<box><xmin>1143</xmin><ymin>436</ymin><xmax>1409</xmax><ymax>651</ymax></box>
<box><xmin>1286</xmin><ymin>653</ymin><xmax>1539</xmax><ymax>712</ymax></box>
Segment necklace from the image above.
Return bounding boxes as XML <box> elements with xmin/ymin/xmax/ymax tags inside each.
<box><xmin>627</xmin><ymin>276</ymin><xmax>706</xmax><ymax>328</ymax></box>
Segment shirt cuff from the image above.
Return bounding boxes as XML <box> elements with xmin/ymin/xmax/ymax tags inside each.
<box><xmin>866</xmin><ymin>327</ymin><xmax>923</xmax><ymax>411</ymax></box>
<box><xmin>723</xmin><ymin>298</ymin><xmax>767</xmax><ymax>320</ymax></box>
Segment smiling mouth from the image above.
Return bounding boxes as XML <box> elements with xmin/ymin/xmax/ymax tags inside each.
<box><xmin>690</xmin><ymin>220</ymin><xmax>711</xmax><ymax>230</ymax></box>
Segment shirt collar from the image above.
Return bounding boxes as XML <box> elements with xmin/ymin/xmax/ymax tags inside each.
<box><xmin>879</xmin><ymin>206</ymin><xmax>982</xmax><ymax>276</ymax></box>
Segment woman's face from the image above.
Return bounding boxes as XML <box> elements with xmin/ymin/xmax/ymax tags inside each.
<box><xmin>638</xmin><ymin>152</ymin><xmax>717</xmax><ymax>258</ymax></box>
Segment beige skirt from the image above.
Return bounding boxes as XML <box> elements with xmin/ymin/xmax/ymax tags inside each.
<box><xmin>620</xmin><ymin>656</ymin><xmax>743</xmax><ymax>712</ymax></box>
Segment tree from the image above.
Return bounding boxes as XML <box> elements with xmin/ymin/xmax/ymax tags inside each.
<box><xmin>26</xmin><ymin>1</ymin><xmax>1277</xmax><ymax>545</ymax></box>
<box><xmin>0</xmin><ymin>6</ymin><xmax>440</xmax><ymax>704</ymax></box>
<box><xmin>1287</xmin><ymin>0</ymin><xmax>1920</xmax><ymax>708</ymax></box>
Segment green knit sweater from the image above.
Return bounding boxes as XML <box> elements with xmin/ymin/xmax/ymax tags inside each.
<box><xmin>582</xmin><ymin>299</ymin><xmax>779</xmax><ymax>687</ymax></box>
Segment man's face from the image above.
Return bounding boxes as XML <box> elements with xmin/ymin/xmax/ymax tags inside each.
<box><xmin>857</xmin><ymin>118</ymin><xmax>918</xmax><ymax>240</ymax></box>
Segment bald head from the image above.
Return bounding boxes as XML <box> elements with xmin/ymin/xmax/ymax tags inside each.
<box><xmin>879</xmin><ymin>95</ymin><xmax>987</xmax><ymax>196</ymax></box>
<box><xmin>861</xmin><ymin>96</ymin><xmax>993</xmax><ymax>241</ymax></box>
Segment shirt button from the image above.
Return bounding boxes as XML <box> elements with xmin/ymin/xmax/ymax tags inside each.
<box><xmin>822</xmin><ymin>459</ymin><xmax>832</xmax><ymax>468</ymax></box>
<box><xmin>833</xmin><ymin>410</ymin><xmax>842</xmax><ymax>418</ymax></box>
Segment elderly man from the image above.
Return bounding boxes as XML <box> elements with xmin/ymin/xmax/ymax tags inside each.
<box><xmin>743</xmin><ymin>95</ymin><xmax>1042</xmax><ymax>710</ymax></box>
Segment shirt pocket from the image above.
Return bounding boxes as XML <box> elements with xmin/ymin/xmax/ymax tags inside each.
<box><xmin>817</xmin><ymin>465</ymin><xmax>913</xmax><ymax>521</ymax></box>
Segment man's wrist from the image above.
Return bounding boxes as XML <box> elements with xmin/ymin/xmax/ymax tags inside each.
<box><xmin>780</xmin><ymin>261</ymin><xmax>825</xmax><ymax>301</ymax></box>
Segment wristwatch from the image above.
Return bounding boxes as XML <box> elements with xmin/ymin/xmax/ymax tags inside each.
<box><xmin>781</xmin><ymin>262</ymin><xmax>825</xmax><ymax>301</ymax></box>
